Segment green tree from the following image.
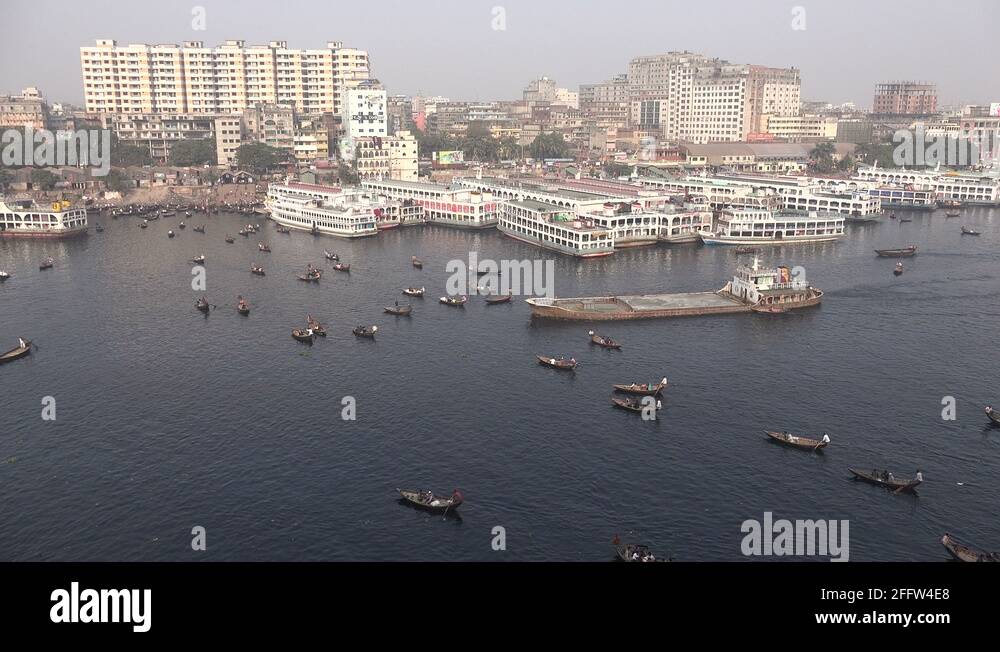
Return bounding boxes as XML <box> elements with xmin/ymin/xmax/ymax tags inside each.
<box><xmin>30</xmin><ymin>168</ymin><xmax>59</xmax><ymax>190</ymax></box>
<box><xmin>602</xmin><ymin>162</ymin><xmax>631</xmax><ymax>179</ymax></box>
<box><xmin>528</xmin><ymin>132</ymin><xmax>570</xmax><ymax>160</ymax></box>
<box><xmin>104</xmin><ymin>169</ymin><xmax>134</xmax><ymax>194</ymax></box>
<box><xmin>110</xmin><ymin>133</ymin><xmax>153</xmax><ymax>167</ymax></box>
<box><xmin>338</xmin><ymin>161</ymin><xmax>359</xmax><ymax>185</ymax></box>
<box><xmin>235</xmin><ymin>142</ymin><xmax>286</xmax><ymax>173</ymax></box>
<box><xmin>168</xmin><ymin>138</ymin><xmax>217</xmax><ymax>167</ymax></box>
<box><xmin>809</xmin><ymin>142</ymin><xmax>836</xmax><ymax>173</ymax></box>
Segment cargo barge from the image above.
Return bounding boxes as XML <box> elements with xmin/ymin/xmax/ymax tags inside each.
<box><xmin>526</xmin><ymin>258</ymin><xmax>822</xmax><ymax>320</ymax></box>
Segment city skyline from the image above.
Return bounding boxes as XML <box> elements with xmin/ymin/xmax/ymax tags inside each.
<box><xmin>2</xmin><ymin>0</ymin><xmax>998</xmax><ymax>107</ymax></box>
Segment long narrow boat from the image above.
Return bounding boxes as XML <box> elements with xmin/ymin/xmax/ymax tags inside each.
<box><xmin>765</xmin><ymin>430</ymin><xmax>829</xmax><ymax>451</ymax></box>
<box><xmin>353</xmin><ymin>325</ymin><xmax>378</xmax><ymax>339</ymax></box>
<box><xmin>485</xmin><ymin>292</ymin><xmax>513</xmax><ymax>305</ymax></box>
<box><xmin>961</xmin><ymin>226</ymin><xmax>981</xmax><ymax>236</ymax></box>
<box><xmin>537</xmin><ymin>354</ymin><xmax>576</xmax><ymax>370</ymax></box>
<box><xmin>941</xmin><ymin>534</ymin><xmax>999</xmax><ymax>562</ymax></box>
<box><xmin>589</xmin><ymin>330</ymin><xmax>621</xmax><ymax>349</ymax></box>
<box><xmin>385</xmin><ymin>304</ymin><xmax>412</xmax><ymax>316</ymax></box>
<box><xmin>251</xmin><ymin>266</ymin><xmax>265</xmax><ymax>276</ymax></box>
<box><xmin>403</xmin><ymin>287</ymin><xmax>425</xmax><ymax>297</ymax></box>
<box><xmin>985</xmin><ymin>406</ymin><xmax>1000</xmax><ymax>425</ymax></box>
<box><xmin>614</xmin><ymin>539</ymin><xmax>665</xmax><ymax>562</ymax></box>
<box><xmin>0</xmin><ymin>338</ymin><xmax>32</xmax><ymax>364</ymax></box>
<box><xmin>440</xmin><ymin>295</ymin><xmax>468</xmax><ymax>306</ymax></box>
<box><xmin>397</xmin><ymin>488</ymin><xmax>463</xmax><ymax>514</ymax></box>
<box><xmin>613</xmin><ymin>378</ymin><xmax>667</xmax><ymax>396</ymax></box>
<box><xmin>874</xmin><ymin>246</ymin><xmax>918</xmax><ymax>257</ymax></box>
<box><xmin>848</xmin><ymin>468</ymin><xmax>922</xmax><ymax>493</ymax></box>
<box><xmin>611</xmin><ymin>396</ymin><xmax>660</xmax><ymax>414</ymax></box>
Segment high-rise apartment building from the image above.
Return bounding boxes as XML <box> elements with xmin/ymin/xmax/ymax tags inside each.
<box><xmin>80</xmin><ymin>39</ymin><xmax>370</xmax><ymax>116</ymax></box>
<box><xmin>872</xmin><ymin>82</ymin><xmax>937</xmax><ymax>116</ymax></box>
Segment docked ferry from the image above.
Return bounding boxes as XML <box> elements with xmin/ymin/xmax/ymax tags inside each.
<box><xmin>499</xmin><ymin>199</ymin><xmax>614</xmax><ymax>257</ymax></box>
<box><xmin>581</xmin><ymin>200</ymin><xmax>712</xmax><ymax>247</ymax></box>
<box><xmin>0</xmin><ymin>198</ymin><xmax>88</xmax><ymax>238</ymax></box>
<box><xmin>867</xmin><ymin>186</ymin><xmax>937</xmax><ymax>211</ymax></box>
<box><xmin>699</xmin><ymin>209</ymin><xmax>845</xmax><ymax>246</ymax></box>
<box><xmin>266</xmin><ymin>182</ymin><xmax>380</xmax><ymax>238</ymax></box>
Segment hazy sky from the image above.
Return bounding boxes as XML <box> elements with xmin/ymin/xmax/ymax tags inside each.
<box><xmin>3</xmin><ymin>0</ymin><xmax>998</xmax><ymax>107</ymax></box>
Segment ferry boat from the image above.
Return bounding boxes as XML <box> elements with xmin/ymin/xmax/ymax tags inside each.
<box><xmin>581</xmin><ymin>200</ymin><xmax>711</xmax><ymax>247</ymax></box>
<box><xmin>699</xmin><ymin>209</ymin><xmax>845</xmax><ymax>246</ymax></box>
<box><xmin>867</xmin><ymin>186</ymin><xmax>937</xmax><ymax>211</ymax></box>
<box><xmin>526</xmin><ymin>257</ymin><xmax>822</xmax><ymax>320</ymax></box>
<box><xmin>498</xmin><ymin>199</ymin><xmax>614</xmax><ymax>258</ymax></box>
<box><xmin>0</xmin><ymin>198</ymin><xmax>88</xmax><ymax>239</ymax></box>
<box><xmin>856</xmin><ymin>163</ymin><xmax>1000</xmax><ymax>206</ymax></box>
<box><xmin>266</xmin><ymin>182</ymin><xmax>380</xmax><ymax>238</ymax></box>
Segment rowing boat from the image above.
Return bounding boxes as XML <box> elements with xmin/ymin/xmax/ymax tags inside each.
<box><xmin>614</xmin><ymin>539</ymin><xmax>665</xmax><ymax>562</ymax></box>
<box><xmin>874</xmin><ymin>246</ymin><xmax>917</xmax><ymax>257</ymax></box>
<box><xmin>402</xmin><ymin>287</ymin><xmax>425</xmax><ymax>297</ymax></box>
<box><xmin>611</xmin><ymin>396</ymin><xmax>660</xmax><ymax>414</ymax></box>
<box><xmin>385</xmin><ymin>304</ymin><xmax>412</xmax><ymax>316</ymax></box>
<box><xmin>440</xmin><ymin>295</ymin><xmax>467</xmax><ymax>306</ymax></box>
<box><xmin>411</xmin><ymin>256</ymin><xmax>423</xmax><ymax>268</ymax></box>
<box><xmin>484</xmin><ymin>292</ymin><xmax>513</xmax><ymax>305</ymax></box>
<box><xmin>612</xmin><ymin>378</ymin><xmax>667</xmax><ymax>396</ymax></box>
<box><xmin>765</xmin><ymin>430</ymin><xmax>829</xmax><ymax>451</ymax></box>
<box><xmin>397</xmin><ymin>488</ymin><xmax>463</xmax><ymax>514</ymax></box>
<box><xmin>848</xmin><ymin>468</ymin><xmax>922</xmax><ymax>493</ymax></box>
<box><xmin>353</xmin><ymin>325</ymin><xmax>377</xmax><ymax>338</ymax></box>
<box><xmin>292</xmin><ymin>328</ymin><xmax>314</xmax><ymax>343</ymax></box>
<box><xmin>941</xmin><ymin>534</ymin><xmax>999</xmax><ymax>562</ymax></box>
<box><xmin>0</xmin><ymin>338</ymin><xmax>32</xmax><ymax>364</ymax></box>
<box><xmin>589</xmin><ymin>330</ymin><xmax>621</xmax><ymax>348</ymax></box>
<box><xmin>536</xmin><ymin>354</ymin><xmax>576</xmax><ymax>370</ymax></box>
<box><xmin>986</xmin><ymin>406</ymin><xmax>1000</xmax><ymax>425</ymax></box>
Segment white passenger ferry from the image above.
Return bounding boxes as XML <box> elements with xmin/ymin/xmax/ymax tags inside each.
<box><xmin>266</xmin><ymin>182</ymin><xmax>380</xmax><ymax>238</ymax></box>
<box><xmin>582</xmin><ymin>200</ymin><xmax>712</xmax><ymax>246</ymax></box>
<box><xmin>699</xmin><ymin>209</ymin><xmax>845</xmax><ymax>245</ymax></box>
<box><xmin>499</xmin><ymin>199</ymin><xmax>614</xmax><ymax>257</ymax></box>
<box><xmin>867</xmin><ymin>186</ymin><xmax>937</xmax><ymax>210</ymax></box>
<box><xmin>0</xmin><ymin>198</ymin><xmax>88</xmax><ymax>238</ymax></box>
<box><xmin>856</xmin><ymin>163</ymin><xmax>1000</xmax><ymax>206</ymax></box>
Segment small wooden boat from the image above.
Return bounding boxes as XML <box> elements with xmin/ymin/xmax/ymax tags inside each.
<box><xmin>946</xmin><ymin>209</ymin><xmax>960</xmax><ymax>218</ymax></box>
<box><xmin>397</xmin><ymin>488</ymin><xmax>463</xmax><ymax>513</ymax></box>
<box><xmin>323</xmin><ymin>250</ymin><xmax>339</xmax><ymax>261</ymax></box>
<box><xmin>95</xmin><ymin>224</ymin><xmax>104</xmax><ymax>233</ymax></box>
<box><xmin>193</xmin><ymin>225</ymin><xmax>205</xmax><ymax>233</ymax></box>
<box><xmin>893</xmin><ymin>262</ymin><xmax>904</xmax><ymax>276</ymax></box>
<box><xmin>961</xmin><ymin>226</ymin><xmax>981</xmax><ymax>235</ymax></box>
<box><xmin>733</xmin><ymin>246</ymin><xmax>759</xmax><ymax>254</ymax></box>
<box><xmin>888</xmin><ymin>212</ymin><xmax>896</xmax><ymax>220</ymax></box>
<box><xmin>310</xmin><ymin>225</ymin><xmax>320</xmax><ymax>236</ymax></box>
<box><xmin>614</xmin><ymin>538</ymin><xmax>664</xmax><ymax>562</ymax></box>
<box><xmin>385</xmin><ymin>303</ymin><xmax>412</xmax><ymax>316</ymax></box>
<box><xmin>239</xmin><ymin>229</ymin><xmax>249</xmax><ymax>237</ymax></box>
<box><xmin>139</xmin><ymin>221</ymin><xmax>148</xmax><ymax>229</ymax></box>
<box><xmin>765</xmin><ymin>430</ymin><xmax>829</xmax><ymax>451</ymax></box>
<box><xmin>751</xmin><ymin>303</ymin><xmax>789</xmax><ymax>314</ymax></box>
<box><xmin>298</xmin><ymin>273</ymin><xmax>320</xmax><ymax>283</ymax></box>
<box><xmin>291</xmin><ymin>328</ymin><xmax>314</xmax><ymax>343</ymax></box>
<box><xmin>411</xmin><ymin>256</ymin><xmax>423</xmax><ymax>268</ymax></box>
<box><xmin>306</xmin><ymin>317</ymin><xmax>326</xmax><ymax>336</ymax></box>
<box><xmin>250</xmin><ymin>266</ymin><xmax>265</xmax><ymax>276</ymax></box>
<box><xmin>849</xmin><ymin>468</ymin><xmax>922</xmax><ymax>493</ymax></box>
<box><xmin>275</xmin><ymin>224</ymin><xmax>290</xmax><ymax>234</ymax></box>
<box><xmin>195</xmin><ymin>297</ymin><xmax>210</xmax><ymax>313</ymax></box>
<box><xmin>0</xmin><ymin>271</ymin><xmax>10</xmax><ymax>281</ymax></box>
<box><xmin>0</xmin><ymin>338</ymin><xmax>32</xmax><ymax>364</ymax></box>
<box><xmin>941</xmin><ymin>200</ymin><xmax>961</xmax><ymax>209</ymax></box>
<box><xmin>178</xmin><ymin>222</ymin><xmax>186</xmax><ymax>229</ymax></box>
<box><xmin>258</xmin><ymin>242</ymin><xmax>270</xmax><ymax>252</ymax></box>
<box><xmin>353</xmin><ymin>325</ymin><xmax>378</xmax><ymax>338</ymax></box>
<box><xmin>613</xmin><ymin>378</ymin><xmax>668</xmax><ymax>396</ymax></box>
<box><xmin>403</xmin><ymin>287</ymin><xmax>425</xmax><ymax>297</ymax></box>
<box><xmin>440</xmin><ymin>295</ymin><xmax>467</xmax><ymax>306</ymax></box>
<box><xmin>38</xmin><ymin>257</ymin><xmax>54</xmax><ymax>270</ymax></box>
<box><xmin>236</xmin><ymin>297</ymin><xmax>250</xmax><ymax>315</ymax></box>
<box><xmin>168</xmin><ymin>230</ymin><xmax>175</xmax><ymax>238</ymax></box>
<box><xmin>589</xmin><ymin>330</ymin><xmax>621</xmax><ymax>348</ymax></box>
<box><xmin>333</xmin><ymin>263</ymin><xmax>350</xmax><ymax>272</ymax></box>
<box><xmin>612</xmin><ymin>396</ymin><xmax>661</xmax><ymax>414</ymax></box>
<box><xmin>874</xmin><ymin>246</ymin><xmax>917</xmax><ymax>258</ymax></box>
<box><xmin>985</xmin><ymin>406</ymin><xmax>1000</xmax><ymax>425</ymax></box>
<box><xmin>941</xmin><ymin>534</ymin><xmax>1000</xmax><ymax>562</ymax></box>
<box><xmin>899</xmin><ymin>217</ymin><xmax>913</xmax><ymax>223</ymax></box>
<box><xmin>191</xmin><ymin>255</ymin><xmax>205</xmax><ymax>265</ymax></box>
<box><xmin>160</xmin><ymin>211</ymin><xmax>175</xmax><ymax>217</ymax></box>
<box><xmin>185</xmin><ymin>211</ymin><xmax>192</xmax><ymax>218</ymax></box>
<box><xmin>485</xmin><ymin>292</ymin><xmax>513</xmax><ymax>305</ymax></box>
<box><xmin>536</xmin><ymin>354</ymin><xmax>577</xmax><ymax>370</ymax></box>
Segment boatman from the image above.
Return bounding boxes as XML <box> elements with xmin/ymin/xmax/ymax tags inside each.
<box><xmin>916</xmin><ymin>470</ymin><xmax>923</xmax><ymax>482</ymax></box>
<box><xmin>821</xmin><ymin>433</ymin><xmax>831</xmax><ymax>445</ymax></box>
<box><xmin>18</xmin><ymin>337</ymin><xmax>27</xmax><ymax>349</ymax></box>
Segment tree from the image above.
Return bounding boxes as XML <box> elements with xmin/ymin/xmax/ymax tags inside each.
<box><xmin>528</xmin><ymin>132</ymin><xmax>570</xmax><ymax>160</ymax></box>
<box><xmin>602</xmin><ymin>162</ymin><xmax>631</xmax><ymax>179</ymax></box>
<box><xmin>809</xmin><ymin>142</ymin><xmax>836</xmax><ymax>173</ymax></box>
<box><xmin>110</xmin><ymin>133</ymin><xmax>153</xmax><ymax>167</ymax></box>
<box><xmin>30</xmin><ymin>169</ymin><xmax>59</xmax><ymax>190</ymax></box>
<box><xmin>104</xmin><ymin>169</ymin><xmax>134</xmax><ymax>194</ymax></box>
<box><xmin>168</xmin><ymin>138</ymin><xmax>217</xmax><ymax>167</ymax></box>
<box><xmin>338</xmin><ymin>161</ymin><xmax>359</xmax><ymax>185</ymax></box>
<box><xmin>235</xmin><ymin>142</ymin><xmax>286</xmax><ymax>173</ymax></box>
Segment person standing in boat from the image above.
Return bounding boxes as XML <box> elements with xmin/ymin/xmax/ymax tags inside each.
<box><xmin>915</xmin><ymin>470</ymin><xmax>923</xmax><ymax>483</ymax></box>
<box><xmin>18</xmin><ymin>337</ymin><xmax>27</xmax><ymax>349</ymax></box>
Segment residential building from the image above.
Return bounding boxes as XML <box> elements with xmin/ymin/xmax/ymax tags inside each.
<box><xmin>101</xmin><ymin>112</ymin><xmax>229</xmax><ymax>162</ymax></box>
<box><xmin>242</xmin><ymin>104</ymin><xmax>295</xmax><ymax>151</ymax></box>
<box><xmin>214</xmin><ymin>116</ymin><xmax>243</xmax><ymax>166</ymax></box>
<box><xmin>0</xmin><ymin>87</ymin><xmax>50</xmax><ymax>130</ymax></box>
<box><xmin>80</xmin><ymin>38</ymin><xmax>370</xmax><ymax>115</ymax></box>
<box><xmin>873</xmin><ymin>82</ymin><xmax>937</xmax><ymax>117</ymax></box>
<box><xmin>354</xmin><ymin>131</ymin><xmax>419</xmax><ymax>181</ymax></box>
<box><xmin>340</xmin><ymin>81</ymin><xmax>387</xmax><ymax>160</ymax></box>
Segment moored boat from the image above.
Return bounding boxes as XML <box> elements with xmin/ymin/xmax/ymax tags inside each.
<box><xmin>765</xmin><ymin>430</ymin><xmax>829</xmax><ymax>451</ymax></box>
<box><xmin>946</xmin><ymin>209</ymin><xmax>960</xmax><ymax>217</ymax></box>
<box><xmin>306</xmin><ymin>316</ymin><xmax>326</xmax><ymax>336</ymax></box>
<box><xmin>589</xmin><ymin>330</ymin><xmax>621</xmax><ymax>349</ymax></box>
<box><xmin>848</xmin><ymin>468</ymin><xmax>922</xmax><ymax>493</ymax></box>
<box><xmin>0</xmin><ymin>337</ymin><xmax>32</xmax><ymax>364</ymax></box>
<box><xmin>751</xmin><ymin>303</ymin><xmax>789</xmax><ymax>314</ymax></box>
<box><xmin>941</xmin><ymin>534</ymin><xmax>999</xmax><ymax>562</ymax></box>
<box><xmin>397</xmin><ymin>488</ymin><xmax>463</xmax><ymax>513</ymax></box>
<box><xmin>874</xmin><ymin>246</ymin><xmax>917</xmax><ymax>257</ymax></box>
<box><xmin>613</xmin><ymin>378</ymin><xmax>668</xmax><ymax>396</ymax></box>
<box><xmin>537</xmin><ymin>354</ymin><xmax>576</xmax><ymax>370</ymax></box>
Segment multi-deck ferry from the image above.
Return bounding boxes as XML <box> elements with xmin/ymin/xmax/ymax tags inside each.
<box><xmin>498</xmin><ymin>199</ymin><xmax>614</xmax><ymax>257</ymax></box>
<box><xmin>266</xmin><ymin>182</ymin><xmax>383</xmax><ymax>238</ymax></box>
<box><xmin>581</xmin><ymin>200</ymin><xmax>712</xmax><ymax>247</ymax></box>
<box><xmin>856</xmin><ymin>163</ymin><xmax>1000</xmax><ymax>206</ymax></box>
<box><xmin>0</xmin><ymin>198</ymin><xmax>88</xmax><ymax>238</ymax></box>
<box><xmin>698</xmin><ymin>209</ymin><xmax>845</xmax><ymax>246</ymax></box>
<box><xmin>866</xmin><ymin>186</ymin><xmax>937</xmax><ymax>211</ymax></box>
<box><xmin>526</xmin><ymin>256</ymin><xmax>822</xmax><ymax>320</ymax></box>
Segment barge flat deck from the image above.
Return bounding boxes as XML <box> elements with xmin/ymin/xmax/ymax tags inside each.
<box><xmin>526</xmin><ymin>291</ymin><xmax>752</xmax><ymax>320</ymax></box>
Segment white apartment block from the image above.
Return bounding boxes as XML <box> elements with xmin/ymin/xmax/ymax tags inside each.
<box><xmin>214</xmin><ymin>116</ymin><xmax>243</xmax><ymax>166</ymax></box>
<box><xmin>354</xmin><ymin>131</ymin><xmax>419</xmax><ymax>181</ymax></box>
<box><xmin>80</xmin><ymin>39</ymin><xmax>370</xmax><ymax>116</ymax></box>
<box><xmin>101</xmin><ymin>112</ymin><xmax>231</xmax><ymax>162</ymax></box>
<box><xmin>340</xmin><ymin>84</ymin><xmax>387</xmax><ymax>160</ymax></box>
